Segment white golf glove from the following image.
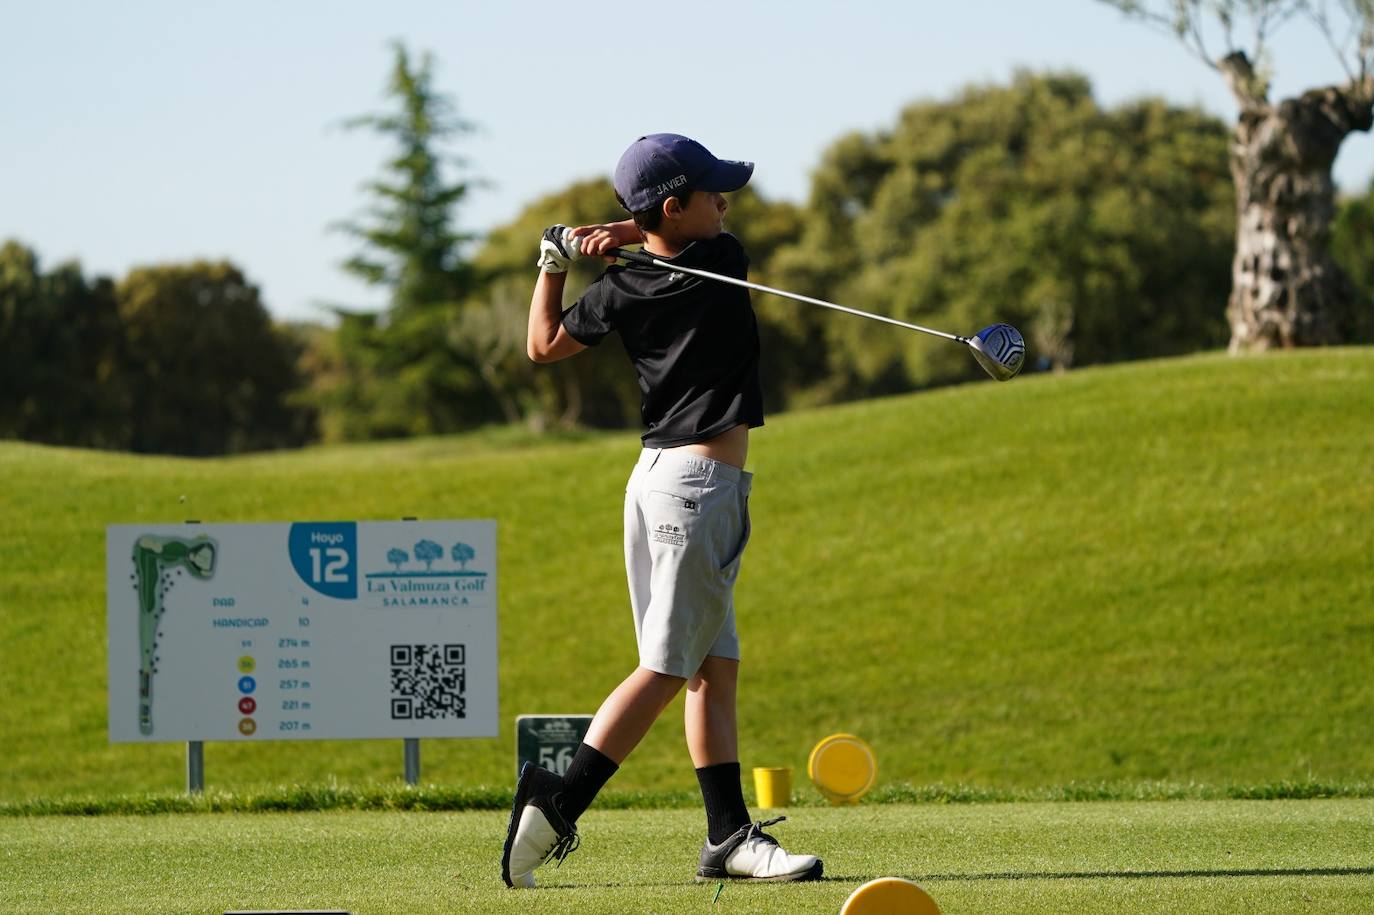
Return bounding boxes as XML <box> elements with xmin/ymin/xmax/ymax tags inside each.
<box><xmin>536</xmin><ymin>225</ymin><xmax>581</xmax><ymax>273</ymax></box>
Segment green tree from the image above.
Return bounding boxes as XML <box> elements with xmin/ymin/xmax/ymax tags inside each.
<box><xmin>770</xmin><ymin>71</ymin><xmax>1234</xmax><ymax>395</ymax></box>
<box><xmin>117</xmin><ymin>261</ymin><xmax>314</xmax><ymax>455</ymax></box>
<box><xmin>1332</xmin><ymin>179</ymin><xmax>1374</xmax><ymax>339</ymax></box>
<box><xmin>322</xmin><ymin>42</ymin><xmax>489</xmax><ymax>439</ymax></box>
<box><xmin>1</xmin><ymin>240</ymin><xmax>57</xmax><ymax>440</ymax></box>
<box><xmin>338</xmin><ymin>42</ymin><xmax>477</xmax><ymax>314</ymax></box>
<box><xmin>470</xmin><ymin>178</ymin><xmax>649</xmax><ymax>431</ymax></box>
<box><xmin>0</xmin><ymin>241</ymin><xmax>128</xmax><ymax>448</ymax></box>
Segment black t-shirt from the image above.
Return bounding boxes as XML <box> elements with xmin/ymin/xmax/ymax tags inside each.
<box><xmin>561</xmin><ymin>233</ymin><xmax>764</xmax><ymax>447</ymax></box>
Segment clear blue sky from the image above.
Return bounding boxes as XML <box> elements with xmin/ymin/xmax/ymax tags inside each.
<box><xmin>4</xmin><ymin>0</ymin><xmax>1372</xmax><ymax>321</ymax></box>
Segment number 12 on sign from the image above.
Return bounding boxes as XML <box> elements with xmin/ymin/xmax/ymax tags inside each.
<box><xmin>309</xmin><ymin>547</ymin><xmax>349</xmax><ymax>583</ymax></box>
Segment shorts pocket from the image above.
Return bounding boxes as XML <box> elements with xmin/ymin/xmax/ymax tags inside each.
<box><xmin>716</xmin><ymin>495</ymin><xmax>751</xmax><ymax>572</ymax></box>
<box><xmin>648</xmin><ymin>490</ymin><xmax>702</xmax><ymax>514</ymax></box>
<box><xmin>645</xmin><ymin>489</ymin><xmax>703</xmax><ymax>549</ymax></box>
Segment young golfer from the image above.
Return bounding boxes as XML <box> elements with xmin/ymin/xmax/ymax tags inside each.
<box><xmin>501</xmin><ymin>133</ymin><xmax>822</xmax><ymax>888</ymax></box>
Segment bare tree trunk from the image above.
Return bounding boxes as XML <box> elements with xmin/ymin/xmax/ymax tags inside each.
<box><xmin>478</xmin><ymin>359</ymin><xmax>521</xmax><ymax>425</ymax></box>
<box><xmin>1221</xmin><ymin>53</ymin><xmax>1373</xmax><ymax>352</ymax></box>
<box><xmin>558</xmin><ymin>373</ymin><xmax>583</xmax><ymax>429</ymax></box>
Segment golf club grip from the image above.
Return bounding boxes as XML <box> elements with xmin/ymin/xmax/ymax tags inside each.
<box><xmin>605</xmin><ymin>247</ymin><xmax>659</xmax><ymax>267</ymax></box>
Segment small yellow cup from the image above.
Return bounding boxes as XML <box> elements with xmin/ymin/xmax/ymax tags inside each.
<box><xmin>752</xmin><ymin>766</ymin><xmax>792</xmax><ymax>808</ymax></box>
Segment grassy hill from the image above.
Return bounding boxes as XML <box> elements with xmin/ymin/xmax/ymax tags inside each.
<box><xmin>2</xmin><ymin>349</ymin><xmax>1372</xmax><ymax>803</ymax></box>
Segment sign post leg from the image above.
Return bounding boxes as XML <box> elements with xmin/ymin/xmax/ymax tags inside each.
<box><xmin>187</xmin><ymin>741</ymin><xmax>204</xmax><ymax>794</ymax></box>
<box><xmin>404</xmin><ymin>738</ymin><xmax>420</xmax><ymax>785</ymax></box>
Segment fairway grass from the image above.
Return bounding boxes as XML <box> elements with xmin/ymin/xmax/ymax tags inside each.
<box><xmin>2</xmin><ymin>349</ymin><xmax>1373</xmax><ymax>802</ymax></box>
<box><xmin>2</xmin><ymin>801</ymin><xmax>1372</xmax><ymax>914</ymax></box>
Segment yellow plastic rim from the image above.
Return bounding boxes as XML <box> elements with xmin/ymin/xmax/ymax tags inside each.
<box><xmin>840</xmin><ymin>877</ymin><xmax>941</xmax><ymax>915</ymax></box>
<box><xmin>807</xmin><ymin>732</ymin><xmax>876</xmax><ymax>803</ymax></box>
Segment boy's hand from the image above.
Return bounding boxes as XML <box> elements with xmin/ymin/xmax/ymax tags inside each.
<box><xmin>571</xmin><ymin>221</ymin><xmax>643</xmax><ymax>263</ymax></box>
<box><xmin>536</xmin><ymin>225</ymin><xmax>580</xmax><ymax>273</ymax></box>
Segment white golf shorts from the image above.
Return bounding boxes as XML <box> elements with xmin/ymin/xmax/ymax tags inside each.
<box><xmin>624</xmin><ymin>448</ymin><xmax>752</xmax><ymax>678</ymax></box>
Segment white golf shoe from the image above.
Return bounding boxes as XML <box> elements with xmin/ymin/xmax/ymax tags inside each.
<box><xmin>696</xmin><ymin>816</ymin><xmax>823</xmax><ymax>882</ymax></box>
<box><xmin>501</xmin><ymin>762</ymin><xmax>579</xmax><ymax>888</ymax></box>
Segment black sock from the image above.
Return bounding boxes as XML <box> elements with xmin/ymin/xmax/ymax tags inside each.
<box><xmin>555</xmin><ymin>743</ymin><xmax>619</xmax><ymax>824</ymax></box>
<box><xmin>696</xmin><ymin>762</ymin><xmax>751</xmax><ymax>845</ymax></box>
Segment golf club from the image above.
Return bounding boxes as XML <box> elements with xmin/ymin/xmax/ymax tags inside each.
<box><xmin>603</xmin><ymin>246</ymin><xmax>1025</xmax><ymax>381</ymax></box>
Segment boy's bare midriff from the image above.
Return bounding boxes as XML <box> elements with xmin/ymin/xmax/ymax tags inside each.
<box><xmin>672</xmin><ymin>423</ymin><xmax>748</xmax><ymax>469</ymax></box>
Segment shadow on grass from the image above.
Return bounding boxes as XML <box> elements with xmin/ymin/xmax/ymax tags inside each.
<box><xmin>912</xmin><ymin>866</ymin><xmax>1374</xmax><ymax>882</ymax></box>
<box><xmin>468</xmin><ymin>868</ymin><xmax>1374</xmax><ymax>893</ymax></box>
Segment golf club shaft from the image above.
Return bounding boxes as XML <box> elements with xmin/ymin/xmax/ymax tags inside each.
<box><xmin>605</xmin><ymin>247</ymin><xmax>968</xmax><ymax>344</ymax></box>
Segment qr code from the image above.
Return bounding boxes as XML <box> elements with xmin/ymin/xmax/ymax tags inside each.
<box><xmin>390</xmin><ymin>644</ymin><xmax>466</xmax><ymax>719</ymax></box>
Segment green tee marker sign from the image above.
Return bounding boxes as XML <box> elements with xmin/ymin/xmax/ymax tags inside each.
<box><xmin>515</xmin><ymin>714</ymin><xmax>592</xmax><ymax>781</ymax></box>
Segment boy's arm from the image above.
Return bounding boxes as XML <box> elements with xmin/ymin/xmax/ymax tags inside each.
<box><xmin>571</xmin><ymin>219</ymin><xmax>642</xmax><ymax>261</ymax></box>
<box><xmin>527</xmin><ymin>270</ymin><xmax>587</xmax><ymax>363</ymax></box>
<box><xmin>527</xmin><ymin>219</ymin><xmax>637</xmax><ymax>363</ymax></box>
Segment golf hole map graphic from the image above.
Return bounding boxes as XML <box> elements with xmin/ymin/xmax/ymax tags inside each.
<box><xmin>106</xmin><ymin>521</ymin><xmax>498</xmax><ymax>742</ymax></box>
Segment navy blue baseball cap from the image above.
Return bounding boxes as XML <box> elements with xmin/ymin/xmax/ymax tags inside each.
<box><xmin>614</xmin><ymin>133</ymin><xmax>754</xmax><ymax>213</ymax></box>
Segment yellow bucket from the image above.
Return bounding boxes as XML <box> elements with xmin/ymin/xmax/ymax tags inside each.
<box><xmin>752</xmin><ymin>766</ymin><xmax>792</xmax><ymax>808</ymax></box>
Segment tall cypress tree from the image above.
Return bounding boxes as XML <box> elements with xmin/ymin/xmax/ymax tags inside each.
<box><xmin>327</xmin><ymin>42</ymin><xmax>488</xmax><ymax>438</ymax></box>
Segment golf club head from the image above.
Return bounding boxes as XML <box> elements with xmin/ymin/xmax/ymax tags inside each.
<box><xmin>967</xmin><ymin>323</ymin><xmax>1025</xmax><ymax>381</ymax></box>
